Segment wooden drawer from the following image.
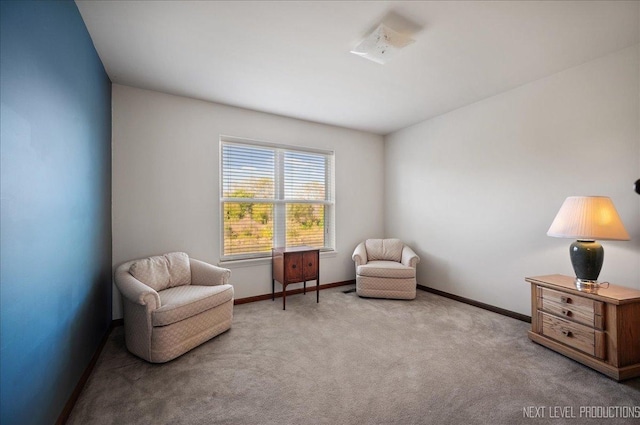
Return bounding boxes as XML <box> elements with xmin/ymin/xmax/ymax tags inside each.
<box><xmin>539</xmin><ymin>287</ymin><xmax>603</xmax><ymax>328</ymax></box>
<box><xmin>539</xmin><ymin>311</ymin><xmax>605</xmax><ymax>359</ymax></box>
<box><xmin>539</xmin><ymin>299</ymin><xmax>604</xmax><ymax>329</ymax></box>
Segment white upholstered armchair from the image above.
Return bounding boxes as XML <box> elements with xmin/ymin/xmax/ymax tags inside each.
<box><xmin>352</xmin><ymin>239</ymin><xmax>420</xmax><ymax>300</ymax></box>
<box><xmin>114</xmin><ymin>252</ymin><xmax>233</xmax><ymax>363</ymax></box>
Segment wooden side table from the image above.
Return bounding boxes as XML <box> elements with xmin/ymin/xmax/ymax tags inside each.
<box><xmin>272</xmin><ymin>246</ymin><xmax>320</xmax><ymax>310</ymax></box>
<box><xmin>526</xmin><ymin>274</ymin><xmax>640</xmax><ymax>381</ymax></box>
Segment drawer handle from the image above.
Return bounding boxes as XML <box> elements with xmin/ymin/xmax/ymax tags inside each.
<box><xmin>561</xmin><ymin>330</ymin><xmax>573</xmax><ymax>338</ymax></box>
<box><xmin>561</xmin><ymin>309</ymin><xmax>572</xmax><ymax>317</ymax></box>
<box><xmin>560</xmin><ymin>296</ymin><xmax>572</xmax><ymax>304</ymax></box>
<box><xmin>292</xmin><ymin>264</ymin><xmax>296</xmax><ymax>269</ymax></box>
<box><xmin>308</xmin><ymin>263</ymin><xmax>313</xmax><ymax>267</ymax></box>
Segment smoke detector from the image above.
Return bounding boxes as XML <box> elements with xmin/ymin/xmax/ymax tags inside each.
<box><xmin>350</xmin><ymin>23</ymin><xmax>415</xmax><ymax>65</ymax></box>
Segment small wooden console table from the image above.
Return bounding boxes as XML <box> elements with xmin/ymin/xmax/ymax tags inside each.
<box><xmin>526</xmin><ymin>274</ymin><xmax>640</xmax><ymax>381</ymax></box>
<box><xmin>272</xmin><ymin>246</ymin><xmax>320</xmax><ymax>310</ymax></box>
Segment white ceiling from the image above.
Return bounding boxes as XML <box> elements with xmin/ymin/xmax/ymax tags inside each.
<box><xmin>76</xmin><ymin>1</ymin><xmax>639</xmax><ymax>135</ymax></box>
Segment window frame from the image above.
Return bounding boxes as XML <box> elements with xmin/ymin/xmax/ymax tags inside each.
<box><xmin>219</xmin><ymin>136</ymin><xmax>335</xmax><ymax>262</ymax></box>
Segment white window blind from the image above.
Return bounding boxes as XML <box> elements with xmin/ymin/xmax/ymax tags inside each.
<box><xmin>220</xmin><ymin>137</ymin><xmax>335</xmax><ymax>261</ymax></box>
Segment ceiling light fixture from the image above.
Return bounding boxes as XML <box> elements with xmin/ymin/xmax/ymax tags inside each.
<box><xmin>350</xmin><ymin>23</ymin><xmax>415</xmax><ymax>65</ymax></box>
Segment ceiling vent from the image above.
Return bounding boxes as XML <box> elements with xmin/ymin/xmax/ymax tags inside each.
<box><xmin>350</xmin><ymin>23</ymin><xmax>415</xmax><ymax>65</ymax></box>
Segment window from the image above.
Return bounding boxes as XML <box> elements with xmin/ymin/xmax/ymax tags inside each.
<box><xmin>220</xmin><ymin>137</ymin><xmax>335</xmax><ymax>261</ymax></box>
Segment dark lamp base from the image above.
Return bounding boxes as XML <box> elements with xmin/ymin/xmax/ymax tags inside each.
<box><xmin>569</xmin><ymin>240</ymin><xmax>604</xmax><ymax>282</ymax></box>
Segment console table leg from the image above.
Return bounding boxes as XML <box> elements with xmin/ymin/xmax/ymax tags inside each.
<box><xmin>272</xmin><ymin>279</ymin><xmax>274</xmax><ymax>301</ymax></box>
<box><xmin>304</xmin><ymin>281</ymin><xmax>306</xmax><ymax>294</ymax></box>
<box><xmin>282</xmin><ymin>285</ymin><xmax>286</xmax><ymax>310</ymax></box>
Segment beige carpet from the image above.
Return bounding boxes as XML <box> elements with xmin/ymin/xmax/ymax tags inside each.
<box><xmin>67</xmin><ymin>286</ymin><xmax>640</xmax><ymax>425</ymax></box>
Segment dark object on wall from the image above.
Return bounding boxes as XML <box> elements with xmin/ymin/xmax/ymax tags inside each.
<box><xmin>635</xmin><ymin>179</ymin><xmax>640</xmax><ymax>195</ymax></box>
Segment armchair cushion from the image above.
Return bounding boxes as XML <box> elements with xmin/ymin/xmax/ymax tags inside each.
<box><xmin>129</xmin><ymin>252</ymin><xmax>191</xmax><ymax>291</ymax></box>
<box><xmin>365</xmin><ymin>239</ymin><xmax>403</xmax><ymax>262</ymax></box>
<box><xmin>357</xmin><ymin>261</ymin><xmax>416</xmax><ymax>279</ymax></box>
<box><xmin>153</xmin><ymin>284</ymin><xmax>233</xmax><ymax>327</ymax></box>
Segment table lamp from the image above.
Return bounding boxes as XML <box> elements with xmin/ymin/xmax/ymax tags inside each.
<box><xmin>547</xmin><ymin>196</ymin><xmax>630</xmax><ymax>290</ymax></box>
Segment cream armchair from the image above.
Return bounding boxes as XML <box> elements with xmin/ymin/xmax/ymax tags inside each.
<box><xmin>115</xmin><ymin>252</ymin><xmax>233</xmax><ymax>363</ymax></box>
<box><xmin>352</xmin><ymin>239</ymin><xmax>420</xmax><ymax>300</ymax></box>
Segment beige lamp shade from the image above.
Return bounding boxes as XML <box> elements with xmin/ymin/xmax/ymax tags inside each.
<box><xmin>547</xmin><ymin>196</ymin><xmax>630</xmax><ymax>241</ymax></box>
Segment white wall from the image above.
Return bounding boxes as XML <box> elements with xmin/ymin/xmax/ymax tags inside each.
<box><xmin>112</xmin><ymin>84</ymin><xmax>384</xmax><ymax>318</ymax></box>
<box><xmin>384</xmin><ymin>46</ymin><xmax>640</xmax><ymax>316</ymax></box>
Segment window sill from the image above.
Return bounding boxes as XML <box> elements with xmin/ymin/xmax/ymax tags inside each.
<box><xmin>219</xmin><ymin>250</ymin><xmax>337</xmax><ymax>268</ymax></box>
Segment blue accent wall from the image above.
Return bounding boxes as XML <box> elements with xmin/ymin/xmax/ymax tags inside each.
<box><xmin>1</xmin><ymin>1</ymin><xmax>112</xmax><ymax>424</ymax></box>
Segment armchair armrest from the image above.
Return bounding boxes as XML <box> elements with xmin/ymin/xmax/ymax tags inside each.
<box><xmin>114</xmin><ymin>264</ymin><xmax>160</xmax><ymax>310</ymax></box>
<box><xmin>401</xmin><ymin>246</ymin><xmax>420</xmax><ymax>269</ymax></box>
<box><xmin>190</xmin><ymin>258</ymin><xmax>231</xmax><ymax>286</ymax></box>
<box><xmin>352</xmin><ymin>242</ymin><xmax>368</xmax><ymax>267</ymax></box>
